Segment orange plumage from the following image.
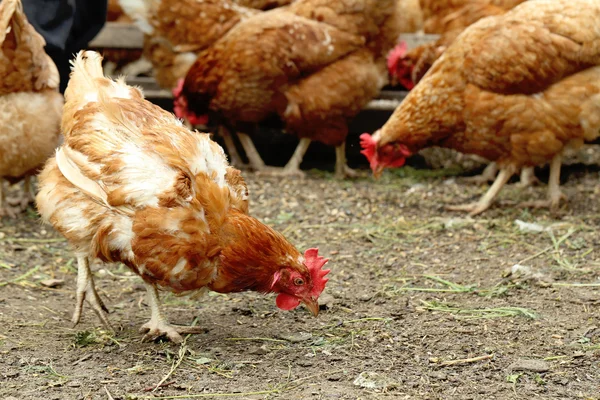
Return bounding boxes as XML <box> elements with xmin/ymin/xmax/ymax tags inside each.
<box><xmin>178</xmin><ymin>0</ymin><xmax>408</xmax><ymax>178</ymax></box>
<box><xmin>36</xmin><ymin>51</ymin><xmax>330</xmax><ymax>343</ymax></box>
<box><xmin>363</xmin><ymin>0</ymin><xmax>600</xmax><ymax>215</ymax></box>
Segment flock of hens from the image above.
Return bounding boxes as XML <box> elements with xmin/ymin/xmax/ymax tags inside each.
<box><xmin>0</xmin><ymin>0</ymin><xmax>598</xmax><ymax>343</ymax></box>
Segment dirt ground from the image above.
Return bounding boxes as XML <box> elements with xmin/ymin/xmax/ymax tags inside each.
<box><xmin>1</xmin><ymin>163</ymin><xmax>599</xmax><ymax>400</ymax></box>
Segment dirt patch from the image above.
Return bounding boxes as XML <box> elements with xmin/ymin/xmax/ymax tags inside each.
<box><xmin>1</xmin><ymin>166</ymin><xmax>599</xmax><ymax>399</ymax></box>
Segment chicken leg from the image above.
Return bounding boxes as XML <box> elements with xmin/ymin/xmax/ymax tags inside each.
<box><xmin>462</xmin><ymin>162</ymin><xmax>499</xmax><ymax>185</ymax></box>
<box><xmin>519</xmin><ymin>154</ymin><xmax>566</xmax><ymax>212</ymax></box>
<box><xmin>6</xmin><ymin>176</ymin><xmax>34</xmax><ymax>212</ymax></box>
<box><xmin>139</xmin><ymin>282</ymin><xmax>207</xmax><ymax>343</ymax></box>
<box><xmin>254</xmin><ymin>138</ymin><xmax>311</xmax><ymax>177</ymax></box>
<box><xmin>237</xmin><ymin>132</ymin><xmax>267</xmax><ymax>171</ymax></box>
<box><xmin>72</xmin><ymin>257</ymin><xmax>112</xmax><ymax>330</ymax></box>
<box><xmin>218</xmin><ymin>126</ymin><xmax>245</xmax><ymax>169</ymax></box>
<box><xmin>335</xmin><ymin>142</ymin><xmax>358</xmax><ymax>179</ymax></box>
<box><xmin>446</xmin><ymin>165</ymin><xmax>516</xmax><ymax>216</ymax></box>
<box><xmin>517</xmin><ymin>166</ymin><xmax>539</xmax><ymax>188</ymax></box>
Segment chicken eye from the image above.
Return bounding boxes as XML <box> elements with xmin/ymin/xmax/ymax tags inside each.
<box><xmin>294</xmin><ymin>278</ymin><xmax>304</xmax><ymax>286</ymax></box>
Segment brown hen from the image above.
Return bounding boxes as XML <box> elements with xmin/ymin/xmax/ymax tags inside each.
<box><xmin>362</xmin><ymin>0</ymin><xmax>600</xmax><ymax>215</ymax></box>
<box><xmin>0</xmin><ymin>0</ymin><xmax>63</xmax><ymax>217</ymax></box>
<box><xmin>36</xmin><ymin>51</ymin><xmax>330</xmax><ymax>343</ymax></box>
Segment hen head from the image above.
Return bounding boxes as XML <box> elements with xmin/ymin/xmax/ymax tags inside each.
<box><xmin>172</xmin><ymin>78</ymin><xmax>209</xmax><ymax>126</ymax></box>
<box><xmin>271</xmin><ymin>248</ymin><xmax>330</xmax><ymax>316</ymax></box>
<box><xmin>360</xmin><ymin>131</ymin><xmax>411</xmax><ymax>179</ymax></box>
<box><xmin>387</xmin><ymin>41</ymin><xmax>415</xmax><ymax>90</ymax></box>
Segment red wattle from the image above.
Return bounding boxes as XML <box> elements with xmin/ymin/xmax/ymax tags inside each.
<box><xmin>276</xmin><ymin>293</ymin><xmax>301</xmax><ymax>310</ymax></box>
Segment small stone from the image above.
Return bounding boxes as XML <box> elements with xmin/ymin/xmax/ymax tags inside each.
<box><xmin>67</xmin><ymin>380</ymin><xmax>82</xmax><ymax>388</ymax></box>
<box><xmin>297</xmin><ymin>360</ymin><xmax>314</xmax><ymax>367</ymax></box>
<box><xmin>507</xmin><ymin>359</ymin><xmax>551</xmax><ymax>373</ymax></box>
<box><xmin>319</xmin><ymin>293</ymin><xmax>335</xmax><ymax>310</ymax></box>
<box><xmin>353</xmin><ymin>371</ymin><xmax>393</xmax><ymax>390</ymax></box>
<box><xmin>248</xmin><ymin>346</ymin><xmax>268</xmax><ymax>355</ymax></box>
<box><xmin>279</xmin><ymin>332</ymin><xmax>312</xmax><ymax>343</ymax></box>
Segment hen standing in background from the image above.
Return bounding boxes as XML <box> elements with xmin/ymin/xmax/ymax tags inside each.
<box><xmin>177</xmin><ymin>0</ymin><xmax>410</xmax><ymax>178</ymax></box>
<box><xmin>0</xmin><ymin>0</ymin><xmax>63</xmax><ymax>217</ymax></box>
<box><xmin>388</xmin><ymin>0</ymin><xmax>531</xmax><ymax>186</ymax></box>
<box><xmin>361</xmin><ymin>0</ymin><xmax>600</xmax><ymax>215</ymax></box>
<box><xmin>118</xmin><ymin>0</ymin><xmax>290</xmax><ymax>168</ymax></box>
<box><xmin>36</xmin><ymin>51</ymin><xmax>330</xmax><ymax>343</ymax></box>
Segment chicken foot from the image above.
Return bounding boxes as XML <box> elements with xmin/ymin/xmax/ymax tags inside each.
<box><xmin>462</xmin><ymin>162</ymin><xmax>499</xmax><ymax>185</ymax></box>
<box><xmin>0</xmin><ymin>176</ymin><xmax>34</xmax><ymax>217</ymax></box>
<box><xmin>140</xmin><ymin>282</ymin><xmax>207</xmax><ymax>343</ymax></box>
<box><xmin>6</xmin><ymin>176</ymin><xmax>34</xmax><ymax>210</ymax></box>
<box><xmin>72</xmin><ymin>257</ymin><xmax>112</xmax><ymax>330</ymax></box>
<box><xmin>518</xmin><ymin>154</ymin><xmax>566</xmax><ymax>212</ymax></box>
<box><xmin>335</xmin><ymin>142</ymin><xmax>358</xmax><ymax>179</ymax></box>
<box><xmin>237</xmin><ymin>132</ymin><xmax>268</xmax><ymax>171</ymax></box>
<box><xmin>516</xmin><ymin>166</ymin><xmax>539</xmax><ymax>188</ymax></box>
<box><xmin>446</xmin><ymin>165</ymin><xmax>516</xmax><ymax>216</ymax></box>
<box><xmin>463</xmin><ymin>164</ymin><xmax>538</xmax><ymax>188</ymax></box>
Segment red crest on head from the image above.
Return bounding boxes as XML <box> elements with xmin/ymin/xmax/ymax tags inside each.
<box><xmin>387</xmin><ymin>41</ymin><xmax>408</xmax><ymax>73</ymax></box>
<box><xmin>304</xmin><ymin>248</ymin><xmax>330</xmax><ymax>298</ymax></box>
<box><xmin>360</xmin><ymin>133</ymin><xmax>378</xmax><ymax>168</ymax></box>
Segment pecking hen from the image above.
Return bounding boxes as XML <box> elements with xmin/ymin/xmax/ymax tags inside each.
<box><xmin>36</xmin><ymin>51</ymin><xmax>330</xmax><ymax>343</ymax></box>
<box><xmin>0</xmin><ymin>0</ymin><xmax>63</xmax><ymax>217</ymax></box>
<box><xmin>361</xmin><ymin>0</ymin><xmax>600</xmax><ymax>215</ymax></box>
<box><xmin>177</xmin><ymin>0</ymin><xmax>408</xmax><ymax>178</ymax></box>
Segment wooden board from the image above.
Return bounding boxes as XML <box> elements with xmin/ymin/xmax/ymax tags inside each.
<box><xmin>90</xmin><ymin>22</ymin><xmax>145</xmax><ymax>49</ymax></box>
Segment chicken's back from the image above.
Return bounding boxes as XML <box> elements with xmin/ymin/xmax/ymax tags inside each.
<box><xmin>38</xmin><ymin>52</ymin><xmax>247</xmax><ymax>273</ymax></box>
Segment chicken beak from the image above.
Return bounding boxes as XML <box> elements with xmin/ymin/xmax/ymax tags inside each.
<box><xmin>373</xmin><ymin>165</ymin><xmax>384</xmax><ymax>180</ymax></box>
<box><xmin>303</xmin><ymin>297</ymin><xmax>320</xmax><ymax>316</ymax></box>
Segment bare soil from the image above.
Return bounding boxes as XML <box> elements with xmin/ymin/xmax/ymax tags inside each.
<box><xmin>1</xmin><ymin>165</ymin><xmax>599</xmax><ymax>400</ymax></box>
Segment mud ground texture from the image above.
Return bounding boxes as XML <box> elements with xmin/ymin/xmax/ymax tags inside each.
<box><xmin>1</xmin><ymin>164</ymin><xmax>599</xmax><ymax>400</ymax></box>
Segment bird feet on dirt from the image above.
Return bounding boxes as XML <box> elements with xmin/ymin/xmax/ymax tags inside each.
<box><xmin>72</xmin><ymin>257</ymin><xmax>112</xmax><ymax>330</ymax></box>
<box><xmin>518</xmin><ymin>191</ymin><xmax>567</xmax><ymax>213</ymax></box>
<box><xmin>255</xmin><ymin>166</ymin><xmax>306</xmax><ymax>178</ymax></box>
<box><xmin>461</xmin><ymin>163</ymin><xmax>498</xmax><ymax>185</ymax></box>
<box><xmin>445</xmin><ymin>201</ymin><xmax>492</xmax><ymax>216</ymax></box>
<box><xmin>6</xmin><ymin>193</ymin><xmax>32</xmax><ymax>212</ymax></box>
<box><xmin>72</xmin><ymin>281</ymin><xmax>112</xmax><ymax>330</ymax></box>
<box><xmin>139</xmin><ymin>320</ymin><xmax>207</xmax><ymax>344</ymax></box>
<box><xmin>334</xmin><ymin>164</ymin><xmax>358</xmax><ymax>179</ymax></box>
<box><xmin>516</xmin><ymin>167</ymin><xmax>539</xmax><ymax>188</ymax></box>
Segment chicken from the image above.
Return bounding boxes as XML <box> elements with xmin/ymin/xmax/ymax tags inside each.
<box><xmin>388</xmin><ymin>0</ymin><xmax>531</xmax><ymax>186</ymax></box>
<box><xmin>391</xmin><ymin>0</ymin><xmax>527</xmax><ymax>89</ymax></box>
<box><xmin>119</xmin><ymin>0</ymin><xmax>272</xmax><ymax>168</ymax></box>
<box><xmin>360</xmin><ymin>0</ymin><xmax>600</xmax><ymax>215</ymax></box>
<box><xmin>0</xmin><ymin>0</ymin><xmax>63</xmax><ymax>217</ymax></box>
<box><xmin>36</xmin><ymin>51</ymin><xmax>330</xmax><ymax>343</ymax></box>
<box><xmin>177</xmin><ymin>0</ymin><xmax>405</xmax><ymax>178</ymax></box>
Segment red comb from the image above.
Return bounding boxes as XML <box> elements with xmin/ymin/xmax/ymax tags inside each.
<box><xmin>387</xmin><ymin>41</ymin><xmax>408</xmax><ymax>72</ymax></box>
<box><xmin>172</xmin><ymin>78</ymin><xmax>185</xmax><ymax>98</ymax></box>
<box><xmin>360</xmin><ymin>133</ymin><xmax>378</xmax><ymax>169</ymax></box>
<box><xmin>304</xmin><ymin>248</ymin><xmax>330</xmax><ymax>298</ymax></box>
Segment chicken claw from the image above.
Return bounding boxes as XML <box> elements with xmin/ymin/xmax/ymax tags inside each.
<box><xmin>141</xmin><ymin>282</ymin><xmax>207</xmax><ymax>343</ymax></box>
<box><xmin>518</xmin><ymin>154</ymin><xmax>565</xmax><ymax>213</ymax></box>
<box><xmin>139</xmin><ymin>320</ymin><xmax>207</xmax><ymax>344</ymax></box>
<box><xmin>72</xmin><ymin>257</ymin><xmax>112</xmax><ymax>330</ymax></box>
<box><xmin>461</xmin><ymin>162</ymin><xmax>498</xmax><ymax>185</ymax></box>
<box><xmin>447</xmin><ymin>166</ymin><xmax>516</xmax><ymax>216</ymax></box>
<box><xmin>334</xmin><ymin>143</ymin><xmax>358</xmax><ymax>179</ymax></box>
